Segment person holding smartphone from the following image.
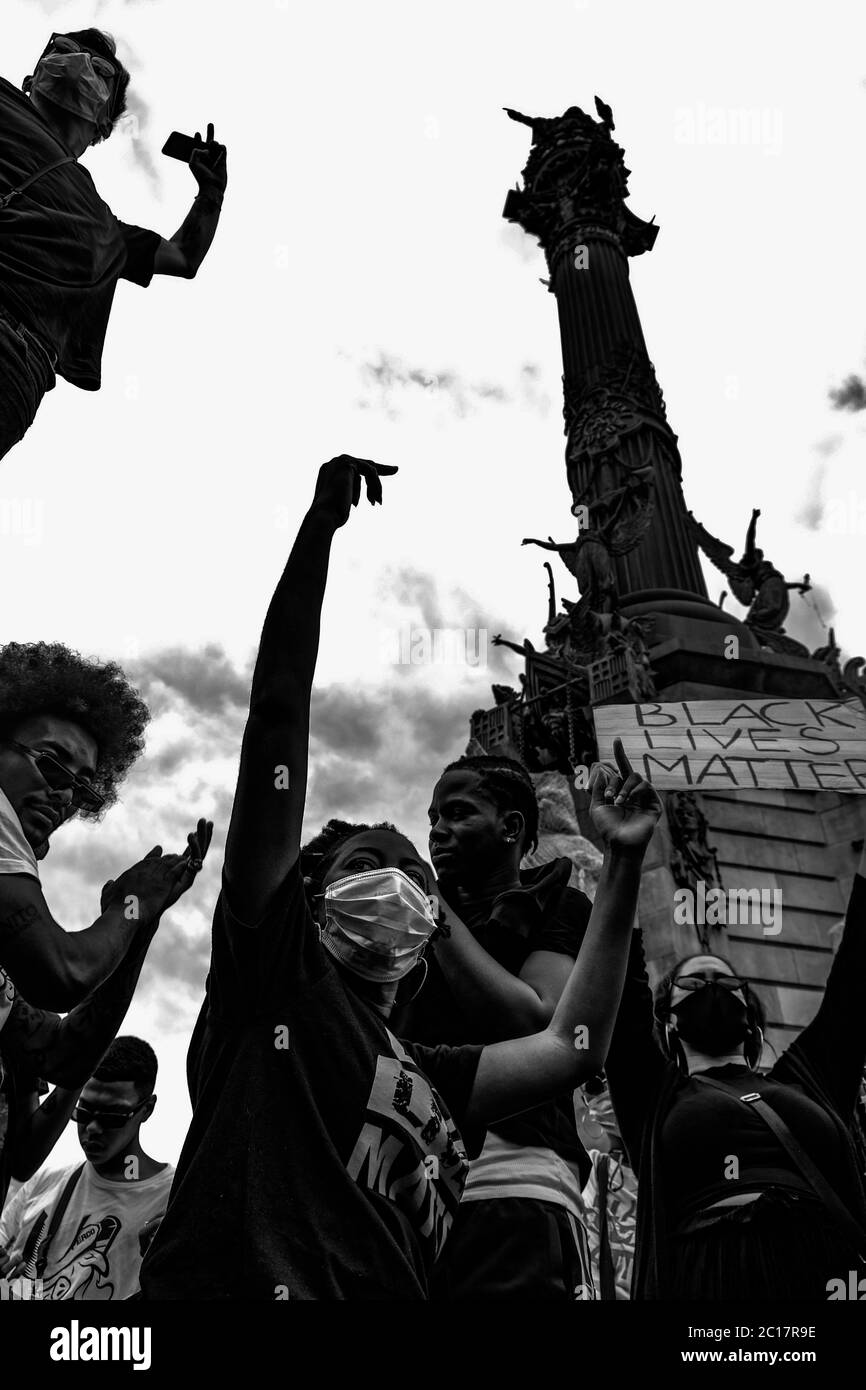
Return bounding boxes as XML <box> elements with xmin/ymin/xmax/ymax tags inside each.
<box><xmin>0</xmin><ymin>26</ymin><xmax>228</xmax><ymax>463</ymax></box>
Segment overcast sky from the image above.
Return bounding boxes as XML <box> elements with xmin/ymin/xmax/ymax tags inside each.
<box><xmin>3</xmin><ymin>0</ymin><xmax>865</xmax><ymax>1170</ymax></box>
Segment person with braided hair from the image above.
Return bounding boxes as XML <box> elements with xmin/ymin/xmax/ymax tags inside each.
<box><xmin>139</xmin><ymin>454</ymin><xmax>663</xmax><ymax>1300</ymax></box>
<box><xmin>394</xmin><ymin>754</ymin><xmax>599</xmax><ymax>1299</ymax></box>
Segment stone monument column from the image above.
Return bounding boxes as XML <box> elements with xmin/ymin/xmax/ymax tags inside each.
<box><xmin>503</xmin><ymin>101</ymin><xmax>707</xmax><ymax>603</ymax></box>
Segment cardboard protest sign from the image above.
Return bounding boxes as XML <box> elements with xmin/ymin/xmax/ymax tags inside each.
<box><xmin>593</xmin><ymin>698</ymin><xmax>866</xmax><ymax>793</ymax></box>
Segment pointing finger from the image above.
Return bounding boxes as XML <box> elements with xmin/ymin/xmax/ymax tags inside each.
<box><xmin>613</xmin><ymin>737</ymin><xmax>634</xmax><ymax>783</ymax></box>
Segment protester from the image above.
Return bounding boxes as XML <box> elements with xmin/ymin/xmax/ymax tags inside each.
<box><xmin>605</xmin><ymin>845</ymin><xmax>866</xmax><ymax>1299</ymax></box>
<box><xmin>395</xmin><ymin>754</ymin><xmax>596</xmax><ymax>1299</ymax></box>
<box><xmin>0</xmin><ymin>26</ymin><xmax>227</xmax><ymax>462</ymax></box>
<box><xmin>0</xmin><ymin>823</ymin><xmax>211</xmax><ymax>1211</ymax></box>
<box><xmin>139</xmin><ymin>455</ymin><xmax>663</xmax><ymax>1300</ymax></box>
<box><xmin>0</xmin><ymin>640</ymin><xmax>211</xmax><ymax>1011</ymax></box>
<box><xmin>0</xmin><ymin>1037</ymin><xmax>173</xmax><ymax>1300</ymax></box>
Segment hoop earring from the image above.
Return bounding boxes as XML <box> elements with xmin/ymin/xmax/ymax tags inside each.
<box><xmin>745</xmin><ymin>1025</ymin><xmax>764</xmax><ymax>1071</ymax></box>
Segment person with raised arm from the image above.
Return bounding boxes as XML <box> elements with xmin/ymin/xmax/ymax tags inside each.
<box><xmin>395</xmin><ymin>755</ymin><xmax>598</xmax><ymax>1300</ymax></box>
<box><xmin>140</xmin><ymin>455</ymin><xmax>662</xmax><ymax>1301</ymax></box>
<box><xmin>0</xmin><ymin>26</ymin><xmax>227</xmax><ymax>463</ymax></box>
<box><xmin>604</xmin><ymin>841</ymin><xmax>866</xmax><ymax>1299</ymax></box>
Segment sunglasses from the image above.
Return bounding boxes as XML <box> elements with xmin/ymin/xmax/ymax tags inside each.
<box><xmin>673</xmin><ymin>973</ymin><xmax>747</xmax><ymax>993</ymax></box>
<box><xmin>72</xmin><ymin>1098</ymin><xmax>150</xmax><ymax>1129</ymax></box>
<box><xmin>45</xmin><ymin>34</ymin><xmax>118</xmax><ymax>85</ymax></box>
<box><xmin>11</xmin><ymin>742</ymin><xmax>104</xmax><ymax>812</ymax></box>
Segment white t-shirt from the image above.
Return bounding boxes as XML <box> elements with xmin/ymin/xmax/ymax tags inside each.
<box><xmin>0</xmin><ymin>788</ymin><xmax>38</xmax><ymax>880</ymax></box>
<box><xmin>0</xmin><ymin>1159</ymin><xmax>175</xmax><ymax>1300</ymax></box>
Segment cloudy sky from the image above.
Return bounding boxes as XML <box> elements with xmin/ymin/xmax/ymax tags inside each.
<box><xmin>3</xmin><ymin>0</ymin><xmax>866</xmax><ymax>1169</ymax></box>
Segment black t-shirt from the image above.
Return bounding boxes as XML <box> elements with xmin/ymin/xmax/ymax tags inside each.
<box><xmin>397</xmin><ymin>859</ymin><xmax>592</xmax><ymax>1173</ymax></box>
<box><xmin>139</xmin><ymin>865</ymin><xmax>484</xmax><ymax>1301</ymax></box>
<box><xmin>661</xmin><ymin>1063</ymin><xmax>851</xmax><ymax>1221</ymax></box>
<box><xmin>0</xmin><ymin>77</ymin><xmax>160</xmax><ymax>389</ymax></box>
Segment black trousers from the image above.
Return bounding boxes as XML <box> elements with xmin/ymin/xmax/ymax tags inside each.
<box><xmin>432</xmin><ymin>1197</ymin><xmax>593</xmax><ymax>1301</ymax></box>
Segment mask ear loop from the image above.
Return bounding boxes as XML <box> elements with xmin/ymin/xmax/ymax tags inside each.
<box><xmin>664</xmin><ymin>1022</ymin><xmax>688</xmax><ymax>1076</ymax></box>
<box><xmin>396</xmin><ymin>957</ymin><xmax>428</xmax><ymax>1007</ymax></box>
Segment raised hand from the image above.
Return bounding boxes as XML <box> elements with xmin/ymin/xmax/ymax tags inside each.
<box><xmin>310</xmin><ymin>455</ymin><xmax>398</xmax><ymax>530</ymax></box>
<box><xmin>189</xmin><ymin>122</ymin><xmax>227</xmax><ymax>200</ymax></box>
<box><xmin>589</xmin><ymin>738</ymin><xmax>662</xmax><ymax>855</ymax></box>
<box><xmin>100</xmin><ymin>818</ymin><xmax>214</xmax><ymax>924</ymax></box>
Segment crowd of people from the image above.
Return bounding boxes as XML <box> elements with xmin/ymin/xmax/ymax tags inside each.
<box><xmin>1</xmin><ymin>25</ymin><xmax>865</xmax><ymax>1303</ymax></box>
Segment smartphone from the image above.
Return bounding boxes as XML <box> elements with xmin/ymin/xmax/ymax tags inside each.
<box><xmin>161</xmin><ymin>131</ymin><xmax>206</xmax><ymax>163</ymax></box>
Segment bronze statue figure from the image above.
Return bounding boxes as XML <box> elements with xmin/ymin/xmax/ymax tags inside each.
<box><xmin>688</xmin><ymin>508</ymin><xmax>812</xmax><ymax>654</ymax></box>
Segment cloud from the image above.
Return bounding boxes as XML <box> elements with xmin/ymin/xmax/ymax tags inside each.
<box><xmin>500</xmin><ymin>220</ymin><xmax>545</xmax><ymax>265</ymax></box>
<box><xmin>814</xmin><ymin>435</ymin><xmax>843</xmax><ymax>458</ymax></box>
<box><xmin>795</xmin><ymin>461</ymin><xmax>827</xmax><ymax>531</ymax></box>
<box><xmin>784</xmin><ymin>581</ymin><xmax>837</xmax><ymax>651</ymax></box>
<box><xmin>353</xmin><ymin>350</ymin><xmax>551</xmax><ymax>421</ymax></box>
<box><xmin>829</xmin><ymin>374</ymin><xmax>866</xmax><ymax>412</ymax></box>
<box><xmin>376</xmin><ymin>565</ymin><xmax>520</xmax><ymax>678</ymax></box>
<box><xmin>129</xmin><ymin>644</ymin><xmax>252</xmax><ymax>717</ymax></box>
<box><xmin>117</xmin><ymin>87</ymin><xmax>160</xmax><ymax>188</ymax></box>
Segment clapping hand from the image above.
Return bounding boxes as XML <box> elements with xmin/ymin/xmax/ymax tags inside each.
<box><xmin>100</xmin><ymin>818</ymin><xmax>214</xmax><ymax>923</ymax></box>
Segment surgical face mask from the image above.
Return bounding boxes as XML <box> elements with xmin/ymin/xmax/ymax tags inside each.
<box><xmin>31</xmin><ymin>48</ymin><xmax>115</xmax><ymax>130</ymax></box>
<box><xmin>671</xmin><ymin>982</ymin><xmax>749</xmax><ymax>1055</ymax></box>
<box><xmin>320</xmin><ymin>867</ymin><xmax>437</xmax><ymax>983</ymax></box>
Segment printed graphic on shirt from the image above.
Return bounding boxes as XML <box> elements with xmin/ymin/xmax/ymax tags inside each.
<box><xmin>42</xmin><ymin>1215</ymin><xmax>121</xmax><ymax>1301</ymax></box>
<box><xmin>346</xmin><ymin>1030</ymin><xmax>469</xmax><ymax>1260</ymax></box>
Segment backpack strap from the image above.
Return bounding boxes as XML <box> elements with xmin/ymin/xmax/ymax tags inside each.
<box><xmin>695</xmin><ymin>1075</ymin><xmax>866</xmax><ymax>1259</ymax></box>
<box><xmin>34</xmin><ymin>1163</ymin><xmax>85</xmax><ymax>1278</ymax></box>
<box><xmin>0</xmin><ymin>155</ymin><xmax>76</xmax><ymax>212</ymax></box>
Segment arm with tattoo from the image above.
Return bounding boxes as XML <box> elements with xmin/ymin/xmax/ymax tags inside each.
<box><xmin>0</xmin><ymin>820</ymin><xmax>213</xmax><ymax>1011</ymax></box>
<box><xmin>0</xmin><ymin>876</ymin><xmax>148</xmax><ymax>1013</ymax></box>
<box><xmin>1</xmin><ymin>819</ymin><xmax>212</xmax><ymax>1079</ymax></box>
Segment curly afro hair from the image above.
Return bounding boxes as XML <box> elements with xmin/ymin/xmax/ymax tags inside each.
<box><xmin>0</xmin><ymin>641</ymin><xmax>149</xmax><ymax>818</ymax></box>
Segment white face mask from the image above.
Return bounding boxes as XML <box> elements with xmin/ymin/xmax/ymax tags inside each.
<box><xmin>320</xmin><ymin>867</ymin><xmax>437</xmax><ymax>983</ymax></box>
<box><xmin>31</xmin><ymin>50</ymin><xmax>114</xmax><ymax>131</ymax></box>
